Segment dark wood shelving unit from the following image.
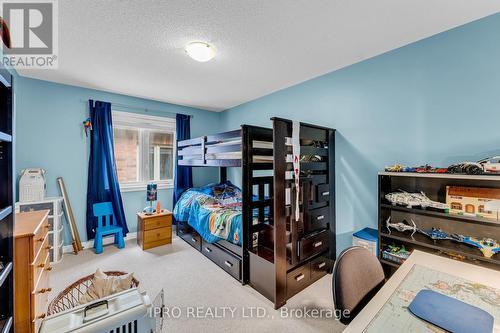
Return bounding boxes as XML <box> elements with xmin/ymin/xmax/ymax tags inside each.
<box><xmin>380</xmin><ymin>230</ymin><xmax>500</xmax><ymax>265</ymax></box>
<box><xmin>379</xmin><ymin>258</ymin><xmax>400</xmax><ymax>268</ymax></box>
<box><xmin>0</xmin><ymin>66</ymin><xmax>14</xmax><ymax>333</ymax></box>
<box><xmin>380</xmin><ymin>204</ymin><xmax>500</xmax><ymax>228</ymax></box>
<box><xmin>378</xmin><ymin>172</ymin><xmax>500</xmax><ymax>276</ymax></box>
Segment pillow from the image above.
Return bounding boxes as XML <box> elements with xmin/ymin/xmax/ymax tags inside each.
<box><xmin>79</xmin><ymin>268</ymin><xmax>134</xmax><ymax>305</ymax></box>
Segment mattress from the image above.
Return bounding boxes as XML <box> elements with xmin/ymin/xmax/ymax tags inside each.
<box><xmin>173</xmin><ymin>182</ymin><xmax>244</xmax><ymax>245</ymax></box>
<box><xmin>173</xmin><ymin>182</ymin><xmax>271</xmax><ymax>246</ymax></box>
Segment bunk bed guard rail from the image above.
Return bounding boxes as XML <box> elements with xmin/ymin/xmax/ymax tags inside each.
<box><xmin>178</xmin><ymin>130</ymin><xmax>242</xmax><ymax>167</ymax></box>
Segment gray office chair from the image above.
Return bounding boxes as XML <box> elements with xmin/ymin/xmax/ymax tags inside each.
<box><xmin>332</xmin><ymin>246</ymin><xmax>385</xmax><ymax>324</ymax></box>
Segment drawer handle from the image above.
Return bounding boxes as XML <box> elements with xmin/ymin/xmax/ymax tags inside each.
<box><xmin>313</xmin><ymin>241</ymin><xmax>323</xmax><ymax>248</ymax></box>
<box><xmin>45</xmin><ymin>246</ymin><xmax>51</xmax><ymax>250</ymax></box>
<box><xmin>37</xmin><ymin>288</ymin><xmax>52</xmax><ymax>294</ymax></box>
<box><xmin>295</xmin><ymin>273</ymin><xmax>305</xmax><ymax>282</ymax></box>
<box><xmin>316</xmin><ymin>215</ymin><xmax>325</xmax><ymax>220</ymax></box>
<box><xmin>156</xmin><ymin>233</ymin><xmax>161</xmax><ymax>237</ymax></box>
<box><xmin>191</xmin><ymin>237</ymin><xmax>197</xmax><ymax>243</ymax></box>
<box><xmin>318</xmin><ymin>262</ymin><xmax>326</xmax><ymax>268</ymax></box>
<box><xmin>36</xmin><ymin>237</ymin><xmax>44</xmax><ymax>243</ymax></box>
<box><xmin>224</xmin><ymin>261</ymin><xmax>233</xmax><ymax>268</ymax></box>
<box><xmin>37</xmin><ymin>263</ymin><xmax>45</xmax><ymax>268</ymax></box>
<box><xmin>36</xmin><ymin>313</ymin><xmax>46</xmax><ymax>320</ymax></box>
<box><xmin>44</xmin><ymin>225</ymin><xmax>50</xmax><ymax>229</ymax></box>
<box><xmin>322</xmin><ymin>191</ymin><xmax>330</xmax><ymax>196</ymax></box>
<box><xmin>45</xmin><ymin>266</ymin><xmax>53</xmax><ymax>271</ymax></box>
<box><xmin>205</xmin><ymin>247</ymin><xmax>212</xmax><ymax>253</ymax></box>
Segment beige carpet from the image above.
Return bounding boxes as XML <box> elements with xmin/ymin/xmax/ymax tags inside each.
<box><xmin>49</xmin><ymin>235</ymin><xmax>346</xmax><ymax>333</ymax></box>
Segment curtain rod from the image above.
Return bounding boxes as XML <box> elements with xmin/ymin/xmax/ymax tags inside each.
<box><xmin>80</xmin><ymin>99</ymin><xmax>194</xmax><ymax>118</ymax></box>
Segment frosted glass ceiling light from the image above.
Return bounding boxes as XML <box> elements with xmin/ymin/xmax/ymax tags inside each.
<box><xmin>185</xmin><ymin>42</ymin><xmax>216</xmax><ymax>62</ymax></box>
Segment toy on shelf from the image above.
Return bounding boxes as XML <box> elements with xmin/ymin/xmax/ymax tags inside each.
<box><xmin>384</xmin><ymin>164</ymin><xmax>447</xmax><ymax>173</ymax></box>
<box><xmin>385</xmin><ymin>164</ymin><xmax>414</xmax><ymax>172</ymax></box>
<box><xmin>419</xmin><ymin>227</ymin><xmax>455</xmax><ymax>241</ymax></box>
<box><xmin>442</xmin><ymin>251</ymin><xmax>466</xmax><ymax>261</ymax></box>
<box><xmin>446</xmin><ymin>186</ymin><xmax>500</xmax><ymax>221</ymax></box>
<box><xmin>452</xmin><ymin>235</ymin><xmax>500</xmax><ymax>258</ymax></box>
<box><xmin>414</xmin><ymin>165</ymin><xmax>448</xmax><ymax>173</ymax></box>
<box><xmin>385</xmin><ymin>190</ymin><xmax>449</xmax><ymax>211</ymax></box>
<box><xmin>478</xmin><ymin>156</ymin><xmax>500</xmax><ymax>173</ymax></box>
<box><xmin>83</xmin><ymin>117</ymin><xmax>92</xmax><ymax>137</ymax></box>
<box><xmin>386</xmin><ymin>157</ymin><xmax>500</xmax><ymax>175</ymax></box>
<box><xmin>386</xmin><ymin>217</ymin><xmax>417</xmax><ymax>238</ymax></box>
<box><xmin>382</xmin><ymin>244</ymin><xmax>412</xmax><ymax>264</ymax></box>
<box><xmin>447</xmin><ymin>162</ymin><xmax>483</xmax><ymax>175</ymax></box>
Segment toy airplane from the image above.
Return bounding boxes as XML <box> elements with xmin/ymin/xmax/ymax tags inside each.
<box><xmin>452</xmin><ymin>235</ymin><xmax>500</xmax><ymax>258</ymax></box>
<box><xmin>385</xmin><ymin>190</ymin><xmax>449</xmax><ymax>211</ymax></box>
<box><xmin>386</xmin><ymin>217</ymin><xmax>417</xmax><ymax>238</ymax></box>
<box><xmin>419</xmin><ymin>227</ymin><xmax>455</xmax><ymax>241</ymax></box>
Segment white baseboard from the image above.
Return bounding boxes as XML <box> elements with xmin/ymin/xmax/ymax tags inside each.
<box><xmin>62</xmin><ymin>232</ymin><xmax>138</xmax><ymax>254</ymax></box>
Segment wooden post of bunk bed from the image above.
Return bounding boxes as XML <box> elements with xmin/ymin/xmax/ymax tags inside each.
<box><xmin>273</xmin><ymin>120</ymin><xmax>288</xmax><ymax>309</ymax></box>
<box><xmin>219</xmin><ymin>167</ymin><xmax>227</xmax><ymax>183</ymax></box>
<box><xmin>327</xmin><ymin>128</ymin><xmax>336</xmax><ymax>261</ymax></box>
<box><xmin>241</xmin><ymin>125</ymin><xmax>251</xmax><ymax>284</ymax></box>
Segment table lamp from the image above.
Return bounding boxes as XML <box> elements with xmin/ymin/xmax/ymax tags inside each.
<box><xmin>143</xmin><ymin>183</ymin><xmax>157</xmax><ymax>215</ymax></box>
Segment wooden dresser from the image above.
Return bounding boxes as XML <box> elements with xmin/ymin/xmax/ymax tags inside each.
<box><xmin>137</xmin><ymin>210</ymin><xmax>172</xmax><ymax>250</ymax></box>
<box><xmin>14</xmin><ymin>210</ymin><xmax>51</xmax><ymax>333</ymax></box>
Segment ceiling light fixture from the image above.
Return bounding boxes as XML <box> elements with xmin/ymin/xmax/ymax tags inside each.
<box><xmin>185</xmin><ymin>41</ymin><xmax>216</xmax><ymax>62</ymax></box>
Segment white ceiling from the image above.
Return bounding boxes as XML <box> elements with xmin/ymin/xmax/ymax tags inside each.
<box><xmin>18</xmin><ymin>0</ymin><xmax>500</xmax><ymax>111</ymax></box>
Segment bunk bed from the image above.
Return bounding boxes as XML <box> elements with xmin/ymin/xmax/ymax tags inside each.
<box><xmin>174</xmin><ymin>118</ymin><xmax>336</xmax><ymax>308</ymax></box>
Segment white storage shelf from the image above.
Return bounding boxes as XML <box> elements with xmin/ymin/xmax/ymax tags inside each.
<box><xmin>16</xmin><ymin>197</ymin><xmax>65</xmax><ymax>264</ymax></box>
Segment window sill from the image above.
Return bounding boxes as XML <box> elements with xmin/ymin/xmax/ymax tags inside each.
<box><xmin>119</xmin><ymin>181</ymin><xmax>174</xmax><ymax>193</ymax></box>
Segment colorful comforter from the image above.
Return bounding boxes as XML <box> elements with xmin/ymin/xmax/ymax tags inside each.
<box><xmin>173</xmin><ymin>182</ymin><xmax>243</xmax><ymax>245</ymax></box>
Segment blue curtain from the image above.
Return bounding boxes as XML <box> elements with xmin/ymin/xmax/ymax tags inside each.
<box><xmin>86</xmin><ymin>100</ymin><xmax>129</xmax><ymax>239</ymax></box>
<box><xmin>173</xmin><ymin>114</ymin><xmax>193</xmax><ymax>208</ymax></box>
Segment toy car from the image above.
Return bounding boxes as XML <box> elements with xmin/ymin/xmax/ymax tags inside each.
<box><xmin>478</xmin><ymin>156</ymin><xmax>500</xmax><ymax>173</ymax></box>
<box><xmin>447</xmin><ymin>162</ymin><xmax>484</xmax><ymax>175</ymax></box>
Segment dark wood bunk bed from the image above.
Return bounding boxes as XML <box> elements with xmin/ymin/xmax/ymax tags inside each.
<box><xmin>176</xmin><ymin>118</ymin><xmax>336</xmax><ymax>309</ymax></box>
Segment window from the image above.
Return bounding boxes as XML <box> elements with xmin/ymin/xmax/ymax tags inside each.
<box><xmin>112</xmin><ymin>111</ymin><xmax>176</xmax><ymax>191</ymax></box>
<box><xmin>478</xmin><ymin>205</ymin><xmax>492</xmax><ymax>214</ymax></box>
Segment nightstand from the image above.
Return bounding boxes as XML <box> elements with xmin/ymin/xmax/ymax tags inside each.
<box><xmin>137</xmin><ymin>210</ymin><xmax>172</xmax><ymax>250</ymax></box>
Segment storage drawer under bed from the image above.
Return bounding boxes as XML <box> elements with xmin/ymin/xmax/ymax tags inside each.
<box><xmin>310</xmin><ymin>255</ymin><xmax>332</xmax><ymax>281</ymax></box>
<box><xmin>177</xmin><ymin>222</ymin><xmax>202</xmax><ymax>251</ymax></box>
<box><xmin>287</xmin><ymin>263</ymin><xmax>311</xmax><ymax>298</ymax></box>
<box><xmin>202</xmin><ymin>241</ymin><xmax>241</xmax><ymax>281</ymax></box>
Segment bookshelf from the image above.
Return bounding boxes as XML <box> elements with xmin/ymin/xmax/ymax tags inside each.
<box><xmin>0</xmin><ymin>66</ymin><xmax>13</xmax><ymax>333</ymax></box>
<box><xmin>378</xmin><ymin>172</ymin><xmax>500</xmax><ymax>275</ymax></box>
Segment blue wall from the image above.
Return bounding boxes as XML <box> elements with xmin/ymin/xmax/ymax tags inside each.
<box><xmin>15</xmin><ymin>77</ymin><xmax>222</xmax><ymax>243</ymax></box>
<box><xmin>220</xmin><ymin>13</ymin><xmax>500</xmax><ymax>253</ymax></box>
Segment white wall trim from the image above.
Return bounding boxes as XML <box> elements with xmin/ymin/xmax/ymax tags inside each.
<box><xmin>63</xmin><ymin>232</ymin><xmax>137</xmax><ymax>254</ymax></box>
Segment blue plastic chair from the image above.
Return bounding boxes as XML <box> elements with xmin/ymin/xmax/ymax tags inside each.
<box><xmin>92</xmin><ymin>202</ymin><xmax>125</xmax><ymax>254</ymax></box>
